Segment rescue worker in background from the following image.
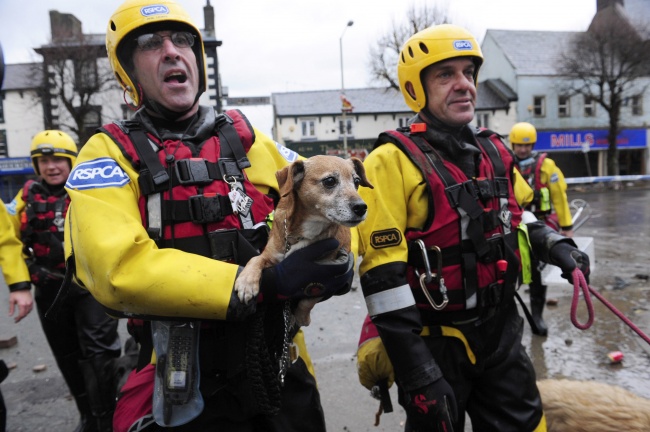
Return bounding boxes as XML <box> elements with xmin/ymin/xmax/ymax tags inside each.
<box><xmin>7</xmin><ymin>130</ymin><xmax>122</xmax><ymax>432</ymax></box>
<box><xmin>510</xmin><ymin>121</ymin><xmax>574</xmax><ymax>336</ymax></box>
<box><xmin>0</xmin><ymin>200</ymin><xmax>34</xmax><ymax>432</ymax></box>
<box><xmin>63</xmin><ymin>0</ymin><xmax>353</xmax><ymax>430</ymax></box>
<box><xmin>355</xmin><ymin>25</ymin><xmax>590</xmax><ymax>432</ymax></box>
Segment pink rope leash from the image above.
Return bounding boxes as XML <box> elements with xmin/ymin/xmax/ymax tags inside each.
<box><xmin>571</xmin><ymin>268</ymin><xmax>650</xmax><ymax>346</ymax></box>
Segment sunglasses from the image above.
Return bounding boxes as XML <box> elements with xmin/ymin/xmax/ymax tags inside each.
<box><xmin>135</xmin><ymin>31</ymin><xmax>195</xmax><ymax>51</ymax></box>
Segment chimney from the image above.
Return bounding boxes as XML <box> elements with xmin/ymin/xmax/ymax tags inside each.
<box><xmin>204</xmin><ymin>1</ymin><xmax>215</xmax><ymax>38</ymax></box>
<box><xmin>597</xmin><ymin>0</ymin><xmax>624</xmax><ymax>11</ymax></box>
<box><xmin>49</xmin><ymin>10</ymin><xmax>83</xmax><ymax>42</ymax></box>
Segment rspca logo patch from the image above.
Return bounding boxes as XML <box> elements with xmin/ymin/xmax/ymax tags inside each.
<box><xmin>275</xmin><ymin>142</ymin><xmax>299</xmax><ymax>163</ymax></box>
<box><xmin>66</xmin><ymin>158</ymin><xmax>130</xmax><ymax>190</ymax></box>
<box><xmin>141</xmin><ymin>5</ymin><xmax>169</xmax><ymax>17</ymax></box>
<box><xmin>550</xmin><ymin>173</ymin><xmax>559</xmax><ymax>183</ymax></box>
<box><xmin>5</xmin><ymin>200</ymin><xmax>17</xmax><ymax>216</ymax></box>
<box><xmin>453</xmin><ymin>40</ymin><xmax>473</xmax><ymax>51</ymax></box>
<box><xmin>370</xmin><ymin>228</ymin><xmax>402</xmax><ymax>249</ymax></box>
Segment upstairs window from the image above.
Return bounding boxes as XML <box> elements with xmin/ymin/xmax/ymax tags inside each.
<box><xmin>584</xmin><ymin>96</ymin><xmax>597</xmax><ymax>117</ymax></box>
<box><xmin>338</xmin><ymin>117</ymin><xmax>353</xmax><ymax>137</ymax></box>
<box><xmin>301</xmin><ymin>119</ymin><xmax>316</xmax><ymax>139</ymax></box>
<box><xmin>476</xmin><ymin>112</ymin><xmax>489</xmax><ymax>128</ymax></box>
<box><xmin>558</xmin><ymin>95</ymin><xmax>570</xmax><ymax>117</ymax></box>
<box><xmin>631</xmin><ymin>95</ymin><xmax>643</xmax><ymax>116</ymax></box>
<box><xmin>533</xmin><ymin>96</ymin><xmax>546</xmax><ymax>117</ymax></box>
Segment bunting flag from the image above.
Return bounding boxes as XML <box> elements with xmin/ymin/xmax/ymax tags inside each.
<box><xmin>341</xmin><ymin>94</ymin><xmax>354</xmax><ymax>112</ymax></box>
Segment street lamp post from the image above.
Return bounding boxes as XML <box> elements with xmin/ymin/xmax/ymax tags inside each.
<box><xmin>339</xmin><ymin>20</ymin><xmax>353</xmax><ymax>158</ymax></box>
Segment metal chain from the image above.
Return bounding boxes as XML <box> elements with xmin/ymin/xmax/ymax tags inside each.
<box><xmin>277</xmin><ymin>301</ymin><xmax>292</xmax><ymax>385</ymax></box>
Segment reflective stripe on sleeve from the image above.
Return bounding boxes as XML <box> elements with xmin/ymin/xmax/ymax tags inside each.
<box><xmin>366</xmin><ymin>284</ymin><xmax>416</xmax><ymax>316</ymax></box>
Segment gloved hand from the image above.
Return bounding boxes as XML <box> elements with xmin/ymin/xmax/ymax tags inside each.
<box><xmin>357</xmin><ymin>315</ymin><xmax>394</xmax><ymax>391</ymax></box>
<box><xmin>549</xmin><ymin>241</ymin><xmax>590</xmax><ymax>283</ymax></box>
<box><xmin>405</xmin><ymin>377</ymin><xmax>458</xmax><ymax>432</ymax></box>
<box><xmin>261</xmin><ymin>238</ymin><xmax>354</xmax><ymax>301</ymax></box>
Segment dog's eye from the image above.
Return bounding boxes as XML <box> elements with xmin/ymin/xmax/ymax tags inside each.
<box><xmin>322</xmin><ymin>176</ymin><xmax>338</xmax><ymax>189</ymax></box>
<box><xmin>353</xmin><ymin>177</ymin><xmax>361</xmax><ymax>190</ymax></box>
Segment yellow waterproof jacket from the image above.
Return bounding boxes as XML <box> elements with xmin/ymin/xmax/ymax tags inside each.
<box><xmin>65</xmin><ymin>124</ymin><xmax>297</xmax><ymax>320</ymax></box>
<box><xmin>0</xmin><ymin>200</ymin><xmax>30</xmax><ymax>290</ymax></box>
<box><xmin>357</xmin><ymin>142</ymin><xmax>533</xmax><ymax>274</ymax></box>
<box><xmin>537</xmin><ymin>156</ymin><xmax>572</xmax><ymax>229</ymax></box>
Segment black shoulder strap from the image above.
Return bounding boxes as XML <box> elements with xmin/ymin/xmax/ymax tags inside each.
<box><xmin>215</xmin><ymin>112</ymin><xmax>250</xmax><ymax>170</ymax></box>
<box><xmin>475</xmin><ymin>129</ymin><xmax>506</xmax><ymax>178</ymax></box>
<box><xmin>121</xmin><ymin>120</ymin><xmax>170</xmax><ymax>188</ymax></box>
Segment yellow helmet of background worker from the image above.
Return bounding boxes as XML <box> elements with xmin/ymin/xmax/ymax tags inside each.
<box><xmin>30</xmin><ymin>130</ymin><xmax>78</xmax><ymax>175</ymax></box>
<box><xmin>106</xmin><ymin>0</ymin><xmax>207</xmax><ymax>107</ymax></box>
<box><xmin>509</xmin><ymin>122</ymin><xmax>538</xmax><ymax>145</ymax></box>
<box><xmin>398</xmin><ymin>24</ymin><xmax>483</xmax><ymax>113</ymax></box>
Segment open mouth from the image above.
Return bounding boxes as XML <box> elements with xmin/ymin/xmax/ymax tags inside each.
<box><xmin>164</xmin><ymin>72</ymin><xmax>187</xmax><ymax>84</ymax></box>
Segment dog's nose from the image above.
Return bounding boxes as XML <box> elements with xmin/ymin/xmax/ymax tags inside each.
<box><xmin>352</xmin><ymin>203</ymin><xmax>368</xmax><ymax>217</ymax></box>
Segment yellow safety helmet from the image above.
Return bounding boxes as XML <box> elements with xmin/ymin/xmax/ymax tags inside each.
<box><xmin>509</xmin><ymin>122</ymin><xmax>538</xmax><ymax>145</ymax></box>
<box><xmin>106</xmin><ymin>0</ymin><xmax>207</xmax><ymax>107</ymax></box>
<box><xmin>398</xmin><ymin>24</ymin><xmax>483</xmax><ymax>113</ymax></box>
<box><xmin>30</xmin><ymin>130</ymin><xmax>78</xmax><ymax>175</ymax></box>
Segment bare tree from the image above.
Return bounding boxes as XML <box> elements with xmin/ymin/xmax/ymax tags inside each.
<box><xmin>33</xmin><ymin>34</ymin><xmax>120</xmax><ymax>146</ymax></box>
<box><xmin>558</xmin><ymin>11</ymin><xmax>650</xmax><ymax>176</ymax></box>
<box><xmin>368</xmin><ymin>3</ymin><xmax>452</xmax><ymax>89</ymax></box>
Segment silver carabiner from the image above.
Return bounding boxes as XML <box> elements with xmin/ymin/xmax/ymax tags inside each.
<box><xmin>414</xmin><ymin>240</ymin><xmax>449</xmax><ymax>311</ymax></box>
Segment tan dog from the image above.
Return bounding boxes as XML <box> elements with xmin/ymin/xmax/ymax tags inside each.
<box><xmin>235</xmin><ymin>155</ymin><xmax>373</xmax><ymax>326</ymax></box>
<box><xmin>538</xmin><ymin>379</ymin><xmax>650</xmax><ymax>432</ymax></box>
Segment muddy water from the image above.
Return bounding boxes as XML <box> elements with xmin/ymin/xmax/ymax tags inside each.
<box><xmin>523</xmin><ymin>185</ymin><xmax>650</xmax><ymax>398</ymax></box>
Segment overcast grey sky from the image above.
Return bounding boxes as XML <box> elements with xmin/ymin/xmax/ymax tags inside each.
<box><xmin>0</xmin><ymin>0</ymin><xmax>596</xmax><ymax>97</ymax></box>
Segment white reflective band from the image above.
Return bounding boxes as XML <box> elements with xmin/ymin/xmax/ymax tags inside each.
<box><xmin>366</xmin><ymin>284</ymin><xmax>416</xmax><ymax>316</ymax></box>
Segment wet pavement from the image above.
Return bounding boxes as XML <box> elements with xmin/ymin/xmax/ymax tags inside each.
<box><xmin>0</xmin><ymin>184</ymin><xmax>648</xmax><ymax>431</ymax></box>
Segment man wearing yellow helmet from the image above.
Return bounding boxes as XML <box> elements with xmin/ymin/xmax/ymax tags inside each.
<box><xmin>64</xmin><ymin>1</ymin><xmax>352</xmax><ymax>431</ymax></box>
<box><xmin>7</xmin><ymin>130</ymin><xmax>122</xmax><ymax>432</ymax></box>
<box><xmin>510</xmin><ymin>122</ymin><xmax>574</xmax><ymax>336</ymax></box>
<box><xmin>355</xmin><ymin>24</ymin><xmax>590</xmax><ymax>432</ymax></box>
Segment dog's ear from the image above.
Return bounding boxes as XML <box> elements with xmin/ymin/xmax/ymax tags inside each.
<box><xmin>276</xmin><ymin>160</ymin><xmax>306</xmax><ymax>198</ymax></box>
<box><xmin>350</xmin><ymin>157</ymin><xmax>374</xmax><ymax>189</ymax></box>
<box><xmin>276</xmin><ymin>165</ymin><xmax>291</xmax><ymax>196</ymax></box>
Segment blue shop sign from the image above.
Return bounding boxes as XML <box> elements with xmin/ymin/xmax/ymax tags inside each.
<box><xmin>536</xmin><ymin>129</ymin><xmax>647</xmax><ymax>152</ymax></box>
<box><xmin>0</xmin><ymin>157</ymin><xmax>34</xmax><ymax>175</ymax></box>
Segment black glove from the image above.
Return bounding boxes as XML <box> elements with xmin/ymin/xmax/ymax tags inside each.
<box><xmin>405</xmin><ymin>377</ymin><xmax>458</xmax><ymax>432</ymax></box>
<box><xmin>549</xmin><ymin>241</ymin><xmax>590</xmax><ymax>284</ymax></box>
<box><xmin>261</xmin><ymin>238</ymin><xmax>354</xmax><ymax>301</ymax></box>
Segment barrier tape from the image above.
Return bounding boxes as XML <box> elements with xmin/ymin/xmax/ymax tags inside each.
<box><xmin>566</xmin><ymin>175</ymin><xmax>650</xmax><ymax>184</ymax></box>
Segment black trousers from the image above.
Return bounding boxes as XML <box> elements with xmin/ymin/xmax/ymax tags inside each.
<box><xmin>402</xmin><ymin>302</ymin><xmax>544</xmax><ymax>432</ymax></box>
<box><xmin>34</xmin><ymin>279</ymin><xmax>121</xmax><ymax>398</ymax></box>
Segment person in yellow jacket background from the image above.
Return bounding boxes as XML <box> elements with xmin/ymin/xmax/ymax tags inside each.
<box><xmin>0</xmin><ymin>200</ymin><xmax>32</xmax><ymax>323</ymax></box>
<box><xmin>510</xmin><ymin>122</ymin><xmax>573</xmax><ymax>336</ymax></box>
<box><xmin>355</xmin><ymin>24</ymin><xmax>590</xmax><ymax>432</ymax></box>
<box><xmin>64</xmin><ymin>1</ymin><xmax>353</xmax><ymax>431</ymax></box>
<box><xmin>0</xmin><ymin>200</ymin><xmax>33</xmax><ymax>432</ymax></box>
<box><xmin>8</xmin><ymin>130</ymin><xmax>122</xmax><ymax>432</ymax></box>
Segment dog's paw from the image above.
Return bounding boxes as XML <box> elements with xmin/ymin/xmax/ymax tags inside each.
<box><xmin>234</xmin><ymin>268</ymin><xmax>261</xmax><ymax>305</ymax></box>
<box><xmin>293</xmin><ymin>298</ymin><xmax>319</xmax><ymax>327</ymax></box>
